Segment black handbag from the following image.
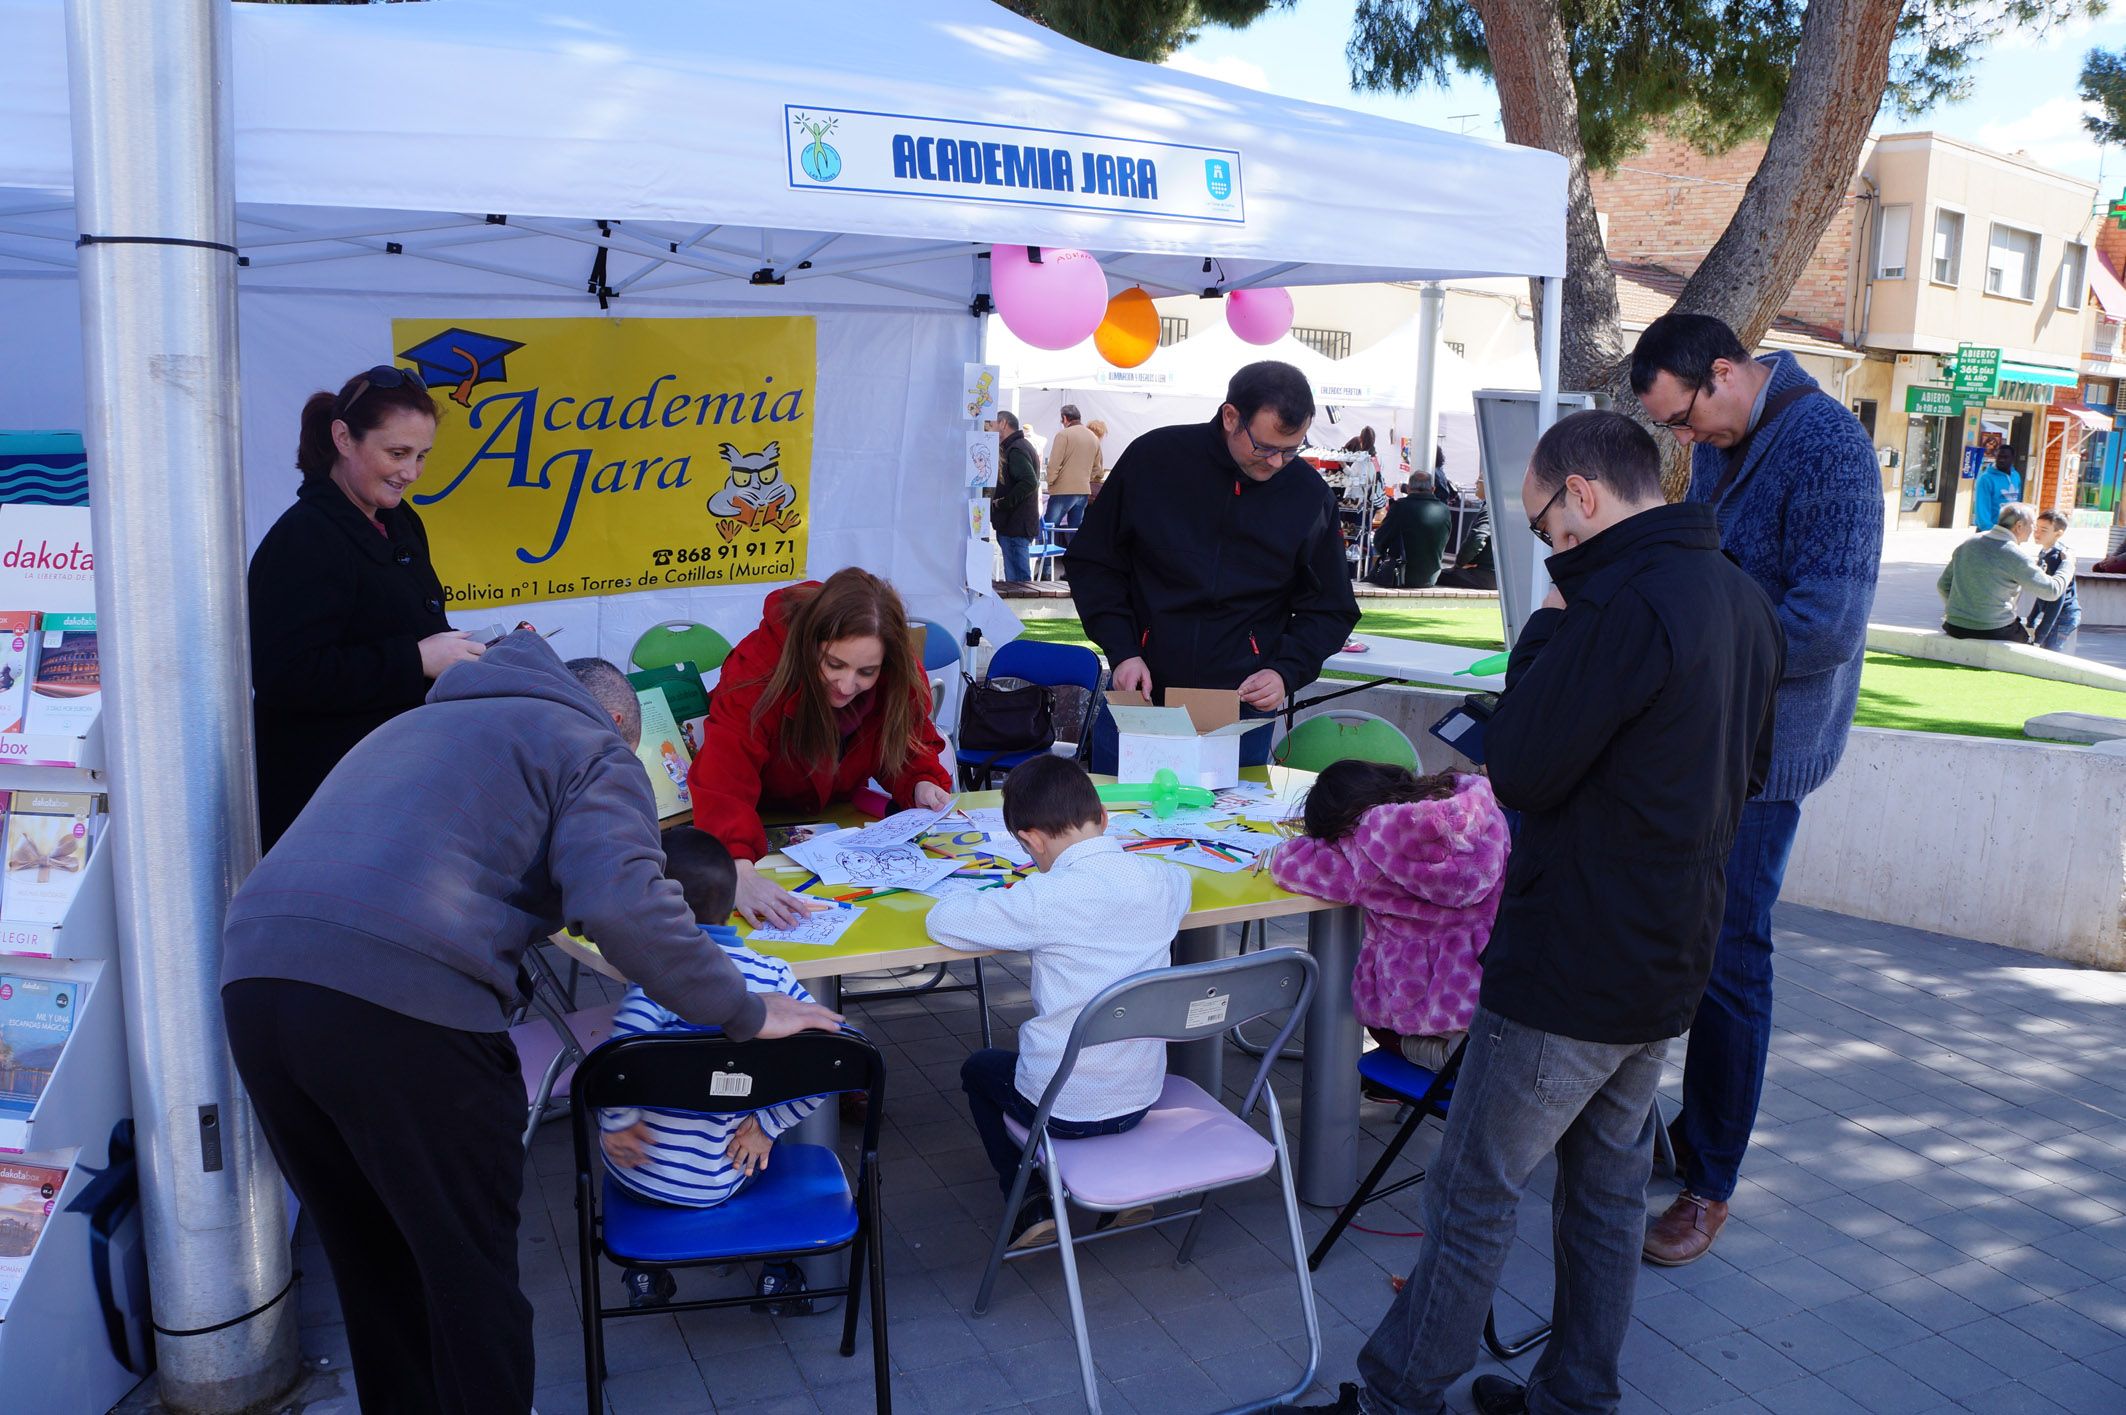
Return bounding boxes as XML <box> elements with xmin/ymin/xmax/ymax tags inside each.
<box><xmin>958</xmin><ymin>673</ymin><xmax>1057</xmax><ymax>755</ymax></box>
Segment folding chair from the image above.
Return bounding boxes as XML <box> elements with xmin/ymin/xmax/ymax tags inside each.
<box><xmin>971</xmin><ymin>949</ymin><xmax>1322</xmax><ymax>1414</ymax></box>
<box><xmin>508</xmin><ymin>992</ymin><xmax>619</xmax><ymax>1151</ymax></box>
<box><xmin>1305</xmin><ymin>1041</ymin><xmax>1555</xmax><ymax>1361</ymax></box>
<box><xmin>955</xmin><ymin>639</ymin><xmax>1102</xmax><ymax>791</ymax></box>
<box><xmin>571</xmin><ymin>1028</ymin><xmax>889</xmax><ymax>1414</ymax></box>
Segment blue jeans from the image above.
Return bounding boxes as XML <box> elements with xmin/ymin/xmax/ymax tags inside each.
<box><xmin>1088</xmin><ymin>697</ymin><xmax>1277</xmax><ymax>775</ymax></box>
<box><xmin>1675</xmin><ymin>798</ymin><xmax>1803</xmax><ymax>1203</ymax></box>
<box><xmin>960</xmin><ymin>1048</ymin><xmax>1147</xmax><ymax>1194</ymax></box>
<box><xmin>997</xmin><ymin>535</ymin><xmax>1031</xmax><ymax>582</ymax></box>
<box><xmin>2029</xmin><ymin>593</ymin><xmax>2081</xmax><ymax>652</ymax></box>
<box><xmin>1046</xmin><ymin>494</ymin><xmax>1087</xmax><ymax>529</ymax></box>
<box><xmin>1354</xmin><ymin>1006</ymin><xmax>1668</xmax><ymax>1415</ymax></box>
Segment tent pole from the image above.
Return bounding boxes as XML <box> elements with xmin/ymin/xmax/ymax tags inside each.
<box><xmin>64</xmin><ymin>2</ymin><xmax>300</xmax><ymax>1410</ymax></box>
<box><xmin>1520</xmin><ymin>272</ymin><xmax>1565</xmax><ymax>643</ymax></box>
<box><xmin>1411</xmin><ymin>281</ymin><xmax>1445</xmax><ymax>476</ymax></box>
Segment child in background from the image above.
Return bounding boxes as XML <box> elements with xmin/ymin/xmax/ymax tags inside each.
<box><xmin>1270</xmin><ymin>760</ymin><xmax>1509</xmax><ymax>1070</ymax></box>
<box><xmin>2026</xmin><ymin>509</ymin><xmax>2082</xmax><ymax>653</ymax></box>
<box><xmin>926</xmin><ymin>755</ymin><xmax>1191</xmax><ymax>1249</ymax></box>
<box><xmin>598</xmin><ymin>827</ymin><xmax>825</xmax><ymax>1311</ymax></box>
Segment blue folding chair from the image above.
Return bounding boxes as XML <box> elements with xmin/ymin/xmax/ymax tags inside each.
<box><xmin>955</xmin><ymin>639</ymin><xmax>1102</xmax><ymax>791</ymax></box>
<box><xmin>570</xmin><ymin>1028</ymin><xmax>890</xmax><ymax>1413</ymax></box>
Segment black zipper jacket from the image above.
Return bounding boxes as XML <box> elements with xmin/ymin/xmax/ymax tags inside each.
<box><xmin>1063</xmin><ymin>418</ymin><xmax>1359</xmax><ymax>696</ymax></box>
<box><xmin>1479</xmin><ymin>503</ymin><xmax>1785</xmax><ymax>1044</ymax></box>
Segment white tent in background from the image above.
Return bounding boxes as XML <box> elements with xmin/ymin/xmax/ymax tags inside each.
<box><xmin>0</xmin><ymin>0</ymin><xmax>1566</xmax><ymax>663</ymax></box>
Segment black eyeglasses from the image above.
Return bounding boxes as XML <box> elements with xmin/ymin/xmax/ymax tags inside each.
<box><xmin>337</xmin><ymin>364</ymin><xmax>427</xmax><ymax>418</ymax></box>
<box><xmin>1651</xmin><ymin>383</ymin><xmax>1702</xmax><ymax>433</ymax></box>
<box><xmin>1527</xmin><ymin>476</ymin><xmax>1593</xmax><ymax>547</ymax></box>
<box><xmin>1238</xmin><ymin>423</ymin><xmax>1307</xmax><ymax>465</ymax></box>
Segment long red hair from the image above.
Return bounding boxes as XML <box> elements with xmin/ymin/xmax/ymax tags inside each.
<box><xmin>750</xmin><ymin>568</ymin><xmax>924</xmax><ymax>778</ymax></box>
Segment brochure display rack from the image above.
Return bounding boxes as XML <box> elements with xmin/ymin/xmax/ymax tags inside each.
<box><xmin>0</xmin><ymin>432</ymin><xmax>150</xmax><ymax>1415</ymax></box>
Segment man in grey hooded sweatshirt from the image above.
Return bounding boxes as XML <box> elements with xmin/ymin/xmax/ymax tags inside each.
<box><xmin>222</xmin><ymin>631</ymin><xmax>841</xmax><ymax>1415</ymax></box>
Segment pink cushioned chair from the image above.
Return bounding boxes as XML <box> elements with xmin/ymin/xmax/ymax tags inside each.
<box><xmin>971</xmin><ymin>948</ymin><xmax>1321</xmax><ymax>1414</ymax></box>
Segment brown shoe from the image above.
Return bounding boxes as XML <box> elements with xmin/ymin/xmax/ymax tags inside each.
<box><xmin>1643</xmin><ymin>1191</ymin><xmax>1727</xmax><ymax>1266</ymax></box>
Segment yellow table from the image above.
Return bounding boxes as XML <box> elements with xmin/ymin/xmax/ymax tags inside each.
<box><xmin>553</xmin><ymin>768</ymin><xmax>1367</xmax><ymax>1207</ymax></box>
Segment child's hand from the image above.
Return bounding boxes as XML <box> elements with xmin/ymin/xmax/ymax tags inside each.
<box><xmin>729</xmin><ymin>1115</ymin><xmax>773</xmax><ymax>1177</ymax></box>
<box><xmin>601</xmin><ymin>1121</ymin><xmax>655</xmax><ymax>1169</ymax></box>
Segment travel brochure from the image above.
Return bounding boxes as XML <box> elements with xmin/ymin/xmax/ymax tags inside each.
<box><xmin>0</xmin><ymin>972</ymin><xmax>85</xmax><ymax>1117</ymax></box>
<box><xmin>0</xmin><ymin>1155</ymin><xmax>70</xmax><ymax>1315</ymax></box>
<box><xmin>0</xmin><ymin>610</ymin><xmax>98</xmax><ymax>740</ymax></box>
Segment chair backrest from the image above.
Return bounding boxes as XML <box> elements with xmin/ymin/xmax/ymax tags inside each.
<box><xmin>1039</xmin><ymin>950</ymin><xmax>1317</xmax><ymax>1125</ymax></box>
<box><xmin>916</xmin><ymin>620</ymin><xmax>963</xmax><ymax>674</ymax></box>
<box><xmin>987</xmin><ymin>638</ymin><xmax>1101</xmax><ymax>693</ymax></box>
<box><xmin>1273</xmin><ymin>710</ymin><xmax>1419</xmax><ymax>773</ymax></box>
<box><xmin>570</xmin><ymin>1027</ymin><xmax>886</xmax><ymax>1159</ymax></box>
<box><xmin>632</xmin><ymin>620</ymin><xmax>732</xmax><ymax>673</ymax></box>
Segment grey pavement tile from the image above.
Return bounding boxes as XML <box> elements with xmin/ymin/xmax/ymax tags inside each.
<box><xmin>1815</xmin><ymin>1354</ymin><xmax>1952</xmax><ymax>1415</ymax></box>
<box><xmin>1982</xmin><ymin>1244</ymin><xmax>2117</xmax><ymax>1301</ymax></box>
<box><xmin>1682</xmin><ymin>1330</ymin><xmax>1809</xmax><ymax>1394</ymax></box>
<box><xmin>1613</xmin><ymin>1337</ymin><xmax>1741</xmax><ymax>1413</ymax></box>
<box><xmin>1632</xmin><ymin>1287</ymin><xmax>1746</xmax><ymax>1348</ymax></box>
<box><xmin>1938</xmin><ymin>1315</ymin><xmax>2077</xmax><ymax>1380</ymax></box>
<box><xmin>1945</xmin><ymin>1381</ymin><xmax>2074</xmax><ymax>1413</ymax></box>
<box><xmin>896</xmin><ymin>1353</ymin><xmax>1022</xmax><ymax>1411</ymax></box>
<box><xmin>1691</xmin><ymin>1271</ymin><xmax>1807</xmax><ymax>1329</ymax></box>
<box><xmin>1746</xmin><ymin>1257</ymin><xmax>1862</xmax><ymax>1310</ymax></box>
<box><xmin>1754</xmin><ymin>1374</ymin><xmax>1874</xmax><ymax>1415</ymax></box>
<box><xmin>1749</xmin><ymin>1311</ymin><xmax>1873</xmax><ymax>1375</ymax></box>
<box><xmin>1997</xmin><ymin>1298</ymin><xmax>2126</xmax><ymax>1359</ymax></box>
<box><xmin>1878</xmin><ymin>1334</ymin><xmax>2021</xmax><ymax>1401</ymax></box>
<box><xmin>1870</xmin><ymin>1274</ymin><xmax>1991</xmax><ymax>1331</ymax></box>
<box><xmin>1809</xmin><ymin>1295</ymin><xmax>1930</xmax><ymax>1354</ymax></box>
<box><xmin>602</xmin><ymin>1360</ymin><xmax>714</xmax><ymax>1415</ymax></box>
<box><xmin>1807</xmin><ymin>1239</ymin><xmax>1924</xmax><ymax>1291</ymax></box>
<box><xmin>1075</xmin><ymin>1314</ymin><xmax>1189</xmax><ymax>1380</ymax></box>
<box><xmin>1112</xmin><ymin>1357</ymin><xmax>1230</xmax><ymax>1413</ymax></box>
<box><xmin>1923</xmin><ymin>1257</ymin><xmax>2049</xmax><ymax>1314</ymax></box>
<box><xmin>697</xmin><ymin>1345</ymin><xmax>807</xmax><ymax>1407</ymax></box>
<box><xmin>2019</xmin><ymin>1359</ymin><xmax>2126</xmax><ymax>1412</ymax></box>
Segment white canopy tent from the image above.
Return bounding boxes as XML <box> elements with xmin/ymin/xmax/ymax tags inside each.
<box><xmin>0</xmin><ymin>0</ymin><xmax>1564</xmax><ymax>665</ymax></box>
<box><xmin>0</xmin><ymin>3</ymin><xmax>1564</xmax><ymax>1403</ymax></box>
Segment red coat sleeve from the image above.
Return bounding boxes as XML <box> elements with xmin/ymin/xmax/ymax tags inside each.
<box><xmin>688</xmin><ymin>626</ymin><xmax>781</xmax><ymax>861</ymax></box>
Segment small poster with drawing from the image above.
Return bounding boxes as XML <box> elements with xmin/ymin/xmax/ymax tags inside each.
<box><xmin>966</xmin><ymin>429</ymin><xmax>999</xmax><ymax>491</ymax></box>
<box><xmin>963</xmin><ymin>363</ymin><xmax>1000</xmax><ymax>421</ymax></box>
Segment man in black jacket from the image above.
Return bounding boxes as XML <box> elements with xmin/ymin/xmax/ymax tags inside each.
<box><xmin>1282</xmin><ymin>412</ymin><xmax>1782</xmax><ymax>1415</ymax></box>
<box><xmin>990</xmin><ymin>410</ymin><xmax>1043</xmax><ymax>582</ymax></box>
<box><xmin>1064</xmin><ymin>361</ymin><xmax>1359</xmax><ymax>769</ymax></box>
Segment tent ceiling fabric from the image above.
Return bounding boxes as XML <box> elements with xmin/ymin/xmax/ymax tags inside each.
<box><xmin>0</xmin><ymin>0</ymin><xmax>1565</xmax><ymax>295</ymax></box>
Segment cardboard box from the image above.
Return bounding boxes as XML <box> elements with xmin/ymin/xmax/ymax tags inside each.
<box><xmin>1104</xmin><ymin>688</ymin><xmax>1271</xmax><ymax>790</ymax></box>
<box><xmin>0</xmin><ymin>613</ymin><xmax>35</xmax><ymax>734</ymax></box>
<box><xmin>24</xmin><ymin>612</ymin><xmax>96</xmax><ymax>737</ymax></box>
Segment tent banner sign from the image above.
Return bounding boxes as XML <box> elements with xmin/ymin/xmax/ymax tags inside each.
<box><xmin>786</xmin><ymin>106</ymin><xmax>1245</xmax><ymax>224</ymax></box>
<box><xmin>393</xmin><ymin>316</ymin><xmax>815</xmax><ymax>610</ymax></box>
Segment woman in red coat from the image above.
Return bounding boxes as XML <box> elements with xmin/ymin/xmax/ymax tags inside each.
<box><xmin>690</xmin><ymin>567</ymin><xmax>953</xmax><ymax>925</ymax></box>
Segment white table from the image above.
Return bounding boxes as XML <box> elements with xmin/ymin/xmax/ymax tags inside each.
<box><xmin>1297</xmin><ymin>634</ymin><xmax>1505</xmax><ymax>720</ymax></box>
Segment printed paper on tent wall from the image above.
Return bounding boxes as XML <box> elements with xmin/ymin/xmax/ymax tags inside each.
<box><xmin>965</xmin><ymin>429</ymin><xmax>999</xmax><ymax>491</ymax></box>
<box><xmin>963</xmin><ymin>364</ymin><xmax>1000</xmax><ymax>421</ymax></box>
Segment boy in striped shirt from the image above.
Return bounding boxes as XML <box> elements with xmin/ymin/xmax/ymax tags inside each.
<box><xmin>598</xmin><ymin>827</ymin><xmax>823</xmax><ymax>1309</ymax></box>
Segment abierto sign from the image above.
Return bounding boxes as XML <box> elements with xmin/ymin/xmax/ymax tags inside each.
<box><xmin>785</xmin><ymin>106</ymin><xmax>1244</xmax><ymax>224</ymax></box>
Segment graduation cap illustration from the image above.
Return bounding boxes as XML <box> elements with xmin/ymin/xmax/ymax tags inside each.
<box><xmin>396</xmin><ymin>327</ymin><xmax>527</xmax><ymax>407</ymax></box>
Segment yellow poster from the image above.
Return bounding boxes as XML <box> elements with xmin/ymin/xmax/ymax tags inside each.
<box><xmin>391</xmin><ymin>316</ymin><xmax>815</xmax><ymax>610</ymax></box>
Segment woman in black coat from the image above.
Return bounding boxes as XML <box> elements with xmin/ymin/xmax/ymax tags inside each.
<box><xmin>249</xmin><ymin>365</ymin><xmax>483</xmax><ymax>847</ymax></box>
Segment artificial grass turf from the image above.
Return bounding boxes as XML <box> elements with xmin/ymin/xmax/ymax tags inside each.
<box><xmin>1011</xmin><ymin>609</ymin><xmax>2125</xmax><ymax>742</ymax></box>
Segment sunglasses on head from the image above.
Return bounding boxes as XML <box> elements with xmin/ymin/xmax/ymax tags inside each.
<box><xmin>337</xmin><ymin>364</ymin><xmax>427</xmax><ymax>418</ymax></box>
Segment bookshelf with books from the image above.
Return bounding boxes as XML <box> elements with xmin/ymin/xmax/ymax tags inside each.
<box><xmin>0</xmin><ymin>432</ymin><xmax>145</xmax><ymax>1414</ymax></box>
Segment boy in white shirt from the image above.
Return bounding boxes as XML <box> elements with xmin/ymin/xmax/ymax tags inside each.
<box><xmin>926</xmin><ymin>755</ymin><xmax>1192</xmax><ymax>1248</ymax></box>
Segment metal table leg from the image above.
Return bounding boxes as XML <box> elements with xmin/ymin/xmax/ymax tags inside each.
<box><xmin>1297</xmin><ymin>906</ymin><xmax>1362</xmax><ymax>1206</ymax></box>
<box><xmin>787</xmin><ymin>976</ymin><xmax>846</xmax><ymax>1313</ymax></box>
<box><xmin>1168</xmin><ymin>925</ymin><xmax>1230</xmax><ymax>1097</ymax></box>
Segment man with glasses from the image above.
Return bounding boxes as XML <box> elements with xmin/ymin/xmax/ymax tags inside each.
<box><xmin>1066</xmin><ymin>360</ymin><xmax>1358</xmax><ymax>771</ymax></box>
<box><xmin>1627</xmin><ymin>312</ymin><xmax>1882</xmax><ymax>1268</ymax></box>
<box><xmin>1280</xmin><ymin>411</ymin><xmax>1782</xmax><ymax>1415</ymax></box>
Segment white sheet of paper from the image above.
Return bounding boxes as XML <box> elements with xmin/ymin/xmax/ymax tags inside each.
<box><xmin>749</xmin><ymin>905</ymin><xmax>866</xmax><ymax>947</ymax></box>
<box><xmin>957</xmin><ymin>807</ymin><xmax>1009</xmax><ymax>833</ymax></box>
<box><xmin>965</xmin><ymin>538</ymin><xmax>996</xmax><ymax>591</ymax></box>
<box><xmin>966</xmin><ymin>591</ymin><xmax>1024</xmax><ymax>647</ymax></box>
<box><xmin>963</xmin><ymin>363</ymin><xmax>1000</xmax><ymax>421</ymax></box>
<box><xmin>1169</xmin><ymin>842</ymin><xmax>1260</xmax><ymax>874</ymax></box>
<box><xmin>965</xmin><ymin>428</ymin><xmax>999</xmax><ymax>489</ymax></box>
<box><xmin>781</xmin><ymin>836</ymin><xmax>961</xmax><ymax>890</ymax></box>
<box><xmin>840</xmin><ymin>800</ymin><xmax>958</xmax><ymax>851</ymax></box>
<box><xmin>917</xmin><ymin>874</ymin><xmax>1010</xmax><ymax>899</ymax></box>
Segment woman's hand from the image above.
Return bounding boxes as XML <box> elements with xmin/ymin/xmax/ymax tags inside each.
<box><xmin>418</xmin><ymin>630</ymin><xmax>485</xmax><ymax>679</ymax></box>
<box><xmin>734</xmin><ymin>858</ymin><xmax>828</xmax><ymax>929</ymax></box>
<box><xmin>912</xmin><ymin>781</ymin><xmax>953</xmax><ymax>812</ymax></box>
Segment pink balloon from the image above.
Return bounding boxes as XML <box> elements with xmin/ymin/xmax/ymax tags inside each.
<box><xmin>1225</xmin><ymin>286</ymin><xmax>1295</xmax><ymax>345</ymax></box>
<box><xmin>991</xmin><ymin>245</ymin><xmax>1108</xmax><ymax>350</ymax></box>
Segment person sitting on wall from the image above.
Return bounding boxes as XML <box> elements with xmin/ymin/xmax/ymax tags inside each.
<box><xmin>688</xmin><ymin>567</ymin><xmax>954</xmax><ymax>925</ymax></box>
<box><xmin>1367</xmin><ymin>472</ymin><xmax>1455</xmax><ymax>588</ymax></box>
<box><xmin>1937</xmin><ymin>502</ymin><xmax>2071</xmax><ymax>641</ymax></box>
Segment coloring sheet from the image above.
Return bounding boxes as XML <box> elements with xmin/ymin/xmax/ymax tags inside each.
<box><xmin>791</xmin><ymin>843</ymin><xmax>960</xmax><ymax>890</ymax></box>
<box><xmin>922</xmin><ymin>827</ymin><xmax>1033</xmax><ymax>866</ymax></box>
<box><xmin>965</xmin><ymin>428</ymin><xmax>999</xmax><ymax>490</ymax></box>
<box><xmin>839</xmin><ymin>799</ymin><xmax>959</xmax><ymax>851</ymax></box>
<box><xmin>917</xmin><ymin>874</ymin><xmax>1012</xmax><ymax>899</ymax></box>
<box><xmin>963</xmin><ymin>363</ymin><xmax>1000</xmax><ymax>421</ymax></box>
<box><xmin>749</xmin><ymin>904</ymin><xmax>866</xmax><ymax>947</ymax></box>
<box><xmin>765</xmin><ymin>821</ymin><xmax>839</xmax><ymax>851</ymax></box>
<box><xmin>957</xmin><ymin>807</ymin><xmax>1009</xmax><ymax>833</ymax></box>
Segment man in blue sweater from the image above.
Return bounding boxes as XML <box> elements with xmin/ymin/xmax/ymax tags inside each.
<box><xmin>1629</xmin><ymin>314</ymin><xmax>1883</xmax><ymax>1266</ymax></box>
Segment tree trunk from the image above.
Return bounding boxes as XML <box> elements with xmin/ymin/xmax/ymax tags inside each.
<box><xmin>1471</xmin><ymin>0</ymin><xmax>1624</xmax><ymax>397</ymax></box>
<box><xmin>1675</xmin><ymin>0</ymin><xmax>1900</xmax><ymax>349</ymax></box>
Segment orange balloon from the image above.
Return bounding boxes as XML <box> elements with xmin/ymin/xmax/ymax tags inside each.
<box><xmin>1094</xmin><ymin>287</ymin><xmax>1160</xmax><ymax>368</ymax></box>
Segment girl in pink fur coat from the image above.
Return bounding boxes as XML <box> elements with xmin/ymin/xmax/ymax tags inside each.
<box><xmin>1269</xmin><ymin>760</ymin><xmax>1510</xmax><ymax>1069</ymax></box>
